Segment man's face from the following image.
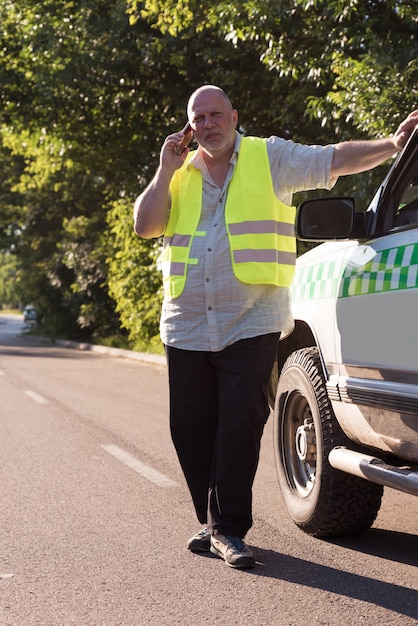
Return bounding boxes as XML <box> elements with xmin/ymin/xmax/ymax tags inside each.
<box><xmin>188</xmin><ymin>89</ymin><xmax>238</xmax><ymax>157</ymax></box>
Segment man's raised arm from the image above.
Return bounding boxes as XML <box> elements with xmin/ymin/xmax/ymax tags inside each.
<box><xmin>134</xmin><ymin>127</ymin><xmax>193</xmax><ymax>239</ymax></box>
<box><xmin>330</xmin><ymin>110</ymin><xmax>418</xmax><ymax>178</ymax></box>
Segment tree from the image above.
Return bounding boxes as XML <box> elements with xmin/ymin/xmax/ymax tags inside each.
<box><xmin>107</xmin><ymin>198</ymin><xmax>162</xmax><ymax>345</ymax></box>
<box><xmin>1</xmin><ymin>0</ymin><xmax>416</xmax><ymax>345</ymax></box>
<box><xmin>131</xmin><ymin>0</ymin><xmax>417</xmax><ymax>137</ymax></box>
<box><xmin>1</xmin><ymin>0</ymin><xmax>307</xmax><ymax>342</ymax></box>
<box><xmin>129</xmin><ymin>0</ymin><xmax>417</xmax><ymax>206</ymax></box>
<box><xmin>0</xmin><ymin>252</ymin><xmax>19</xmax><ymax>308</ymax></box>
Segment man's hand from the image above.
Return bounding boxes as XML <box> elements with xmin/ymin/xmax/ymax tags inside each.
<box><xmin>392</xmin><ymin>110</ymin><xmax>418</xmax><ymax>150</ymax></box>
<box><xmin>160</xmin><ymin>123</ymin><xmax>193</xmax><ymax>171</ymax></box>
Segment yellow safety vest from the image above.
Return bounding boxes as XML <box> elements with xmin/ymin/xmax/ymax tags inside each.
<box><xmin>160</xmin><ymin>136</ymin><xmax>296</xmax><ymax>299</ymax></box>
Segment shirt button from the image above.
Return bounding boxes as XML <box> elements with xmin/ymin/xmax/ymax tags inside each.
<box><xmin>207</xmin><ymin>248</ymin><xmax>212</xmax><ymax>252</ymax></box>
<box><xmin>208</xmin><ymin>306</ymin><xmax>212</xmax><ymax>311</ymax></box>
<box><xmin>205</xmin><ymin>278</ymin><xmax>210</xmax><ymax>282</ymax></box>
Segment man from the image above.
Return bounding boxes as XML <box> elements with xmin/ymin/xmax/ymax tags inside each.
<box><xmin>134</xmin><ymin>85</ymin><xmax>417</xmax><ymax>569</ymax></box>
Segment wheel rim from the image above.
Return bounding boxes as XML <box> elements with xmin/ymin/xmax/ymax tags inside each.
<box><xmin>281</xmin><ymin>390</ymin><xmax>317</xmax><ymax>497</ymax></box>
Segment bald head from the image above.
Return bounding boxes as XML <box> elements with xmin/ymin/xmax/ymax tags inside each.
<box><xmin>187</xmin><ymin>85</ymin><xmax>233</xmax><ymax>118</ymax></box>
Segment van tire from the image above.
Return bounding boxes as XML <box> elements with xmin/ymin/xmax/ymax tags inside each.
<box><xmin>273</xmin><ymin>347</ymin><xmax>383</xmax><ymax>537</ymax></box>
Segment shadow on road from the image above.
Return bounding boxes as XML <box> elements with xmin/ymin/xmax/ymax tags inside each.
<box><xmin>252</xmin><ymin>536</ymin><xmax>418</xmax><ymax>620</ymax></box>
<box><xmin>194</xmin><ymin>529</ymin><xmax>418</xmax><ymax>619</ymax></box>
<box><xmin>324</xmin><ymin>527</ymin><xmax>418</xmax><ymax>567</ymax></box>
<box><xmin>191</xmin><ymin>529</ymin><xmax>418</xmax><ymax>623</ymax></box>
<box><xmin>0</xmin><ymin>344</ymin><xmax>87</xmax><ymax>359</ymax></box>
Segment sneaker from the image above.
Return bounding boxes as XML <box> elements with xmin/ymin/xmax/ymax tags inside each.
<box><xmin>187</xmin><ymin>527</ymin><xmax>211</xmax><ymax>552</ymax></box>
<box><xmin>210</xmin><ymin>534</ymin><xmax>255</xmax><ymax>569</ymax></box>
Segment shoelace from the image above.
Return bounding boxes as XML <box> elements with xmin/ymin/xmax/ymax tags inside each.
<box><xmin>224</xmin><ymin>536</ymin><xmax>247</xmax><ymax>552</ymax></box>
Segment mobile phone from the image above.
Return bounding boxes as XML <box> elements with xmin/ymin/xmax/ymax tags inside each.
<box><xmin>177</xmin><ymin>122</ymin><xmax>194</xmax><ymax>154</ymax></box>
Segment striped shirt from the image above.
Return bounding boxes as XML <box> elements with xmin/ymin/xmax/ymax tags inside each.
<box><xmin>160</xmin><ymin>132</ymin><xmax>336</xmax><ymax>351</ymax></box>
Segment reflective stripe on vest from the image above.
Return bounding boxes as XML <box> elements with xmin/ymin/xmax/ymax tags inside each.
<box><xmin>161</xmin><ymin>136</ymin><xmax>296</xmax><ymax>298</ymax></box>
<box><xmin>228</xmin><ymin>220</ymin><xmax>295</xmax><ymax>237</ymax></box>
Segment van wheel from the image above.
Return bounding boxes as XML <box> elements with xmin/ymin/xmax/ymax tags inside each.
<box><xmin>273</xmin><ymin>347</ymin><xmax>383</xmax><ymax>537</ymax></box>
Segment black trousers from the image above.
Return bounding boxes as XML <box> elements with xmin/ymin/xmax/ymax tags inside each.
<box><xmin>165</xmin><ymin>332</ymin><xmax>279</xmax><ymax>538</ymax></box>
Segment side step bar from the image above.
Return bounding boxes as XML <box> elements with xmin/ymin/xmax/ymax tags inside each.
<box><xmin>328</xmin><ymin>447</ymin><xmax>418</xmax><ymax>496</ymax></box>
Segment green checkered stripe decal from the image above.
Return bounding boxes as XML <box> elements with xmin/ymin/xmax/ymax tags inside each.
<box><xmin>340</xmin><ymin>243</ymin><xmax>418</xmax><ymax>297</ymax></box>
<box><xmin>292</xmin><ymin>257</ymin><xmax>345</xmax><ymax>301</ymax></box>
<box><xmin>292</xmin><ymin>243</ymin><xmax>418</xmax><ymax>301</ymax></box>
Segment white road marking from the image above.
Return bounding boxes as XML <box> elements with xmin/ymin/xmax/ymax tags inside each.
<box><xmin>24</xmin><ymin>390</ymin><xmax>49</xmax><ymax>404</ymax></box>
<box><xmin>101</xmin><ymin>444</ymin><xmax>178</xmax><ymax>488</ymax></box>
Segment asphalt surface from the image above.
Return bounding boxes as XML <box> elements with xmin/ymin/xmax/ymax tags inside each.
<box><xmin>0</xmin><ymin>313</ymin><xmax>417</xmax><ymax>626</ymax></box>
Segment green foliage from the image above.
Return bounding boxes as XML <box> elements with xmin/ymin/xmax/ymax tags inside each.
<box><xmin>0</xmin><ymin>0</ymin><xmax>416</xmax><ymax>347</ymax></box>
<box><xmin>107</xmin><ymin>197</ymin><xmax>162</xmax><ymax>342</ymax></box>
<box><xmin>130</xmin><ymin>0</ymin><xmax>417</xmax><ymax>206</ymax></box>
<box><xmin>0</xmin><ymin>0</ymin><xmax>169</xmax><ymax>339</ymax></box>
<box><xmin>132</xmin><ymin>0</ymin><xmax>417</xmax><ymax>135</ymax></box>
<box><xmin>0</xmin><ymin>251</ymin><xmax>19</xmax><ymax>307</ymax></box>
<box><xmin>313</xmin><ymin>52</ymin><xmax>418</xmax><ymax>135</ymax></box>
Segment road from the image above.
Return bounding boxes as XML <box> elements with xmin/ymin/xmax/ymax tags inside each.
<box><xmin>0</xmin><ymin>313</ymin><xmax>417</xmax><ymax>626</ymax></box>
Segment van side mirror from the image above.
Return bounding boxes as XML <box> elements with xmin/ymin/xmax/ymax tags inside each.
<box><xmin>297</xmin><ymin>197</ymin><xmax>357</xmax><ymax>241</ymax></box>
